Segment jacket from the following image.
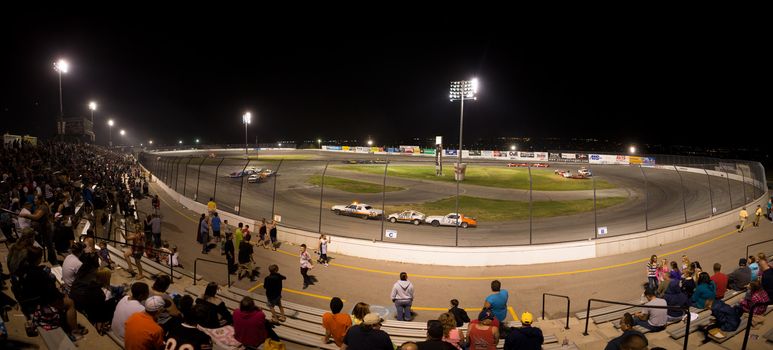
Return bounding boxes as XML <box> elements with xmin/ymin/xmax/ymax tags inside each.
<box><xmin>663</xmin><ymin>280</ymin><xmax>688</xmax><ymax>317</ymax></box>
<box><xmin>691</xmin><ymin>281</ymin><xmax>717</xmax><ymax>309</ymax></box>
<box><xmin>504</xmin><ymin>326</ymin><xmax>544</xmax><ymax>350</ymax></box>
<box><xmin>728</xmin><ymin>266</ymin><xmax>751</xmax><ymax>291</ymax></box>
<box><xmin>711</xmin><ymin>299</ymin><xmax>741</xmax><ymax>332</ymax></box>
<box><xmin>391</xmin><ymin>280</ymin><xmax>414</xmax><ymax>301</ymax></box>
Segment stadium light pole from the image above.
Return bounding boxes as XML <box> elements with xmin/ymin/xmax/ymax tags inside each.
<box><xmin>449</xmin><ymin>78</ymin><xmax>478</xmax><ymax>246</ymax></box>
<box><xmin>107</xmin><ymin>119</ymin><xmax>114</xmax><ymax>148</ymax></box>
<box><xmin>243</xmin><ymin>112</ymin><xmax>251</xmax><ymax>156</ymax></box>
<box><xmin>629</xmin><ymin>146</ymin><xmax>636</xmax><ymax>154</ymax></box>
<box><xmin>119</xmin><ymin>129</ymin><xmax>125</xmax><ymax>146</ymax></box>
<box><xmin>54</xmin><ymin>59</ymin><xmax>69</xmax><ymax>136</ymax></box>
<box><xmin>88</xmin><ymin>101</ymin><xmax>97</xmax><ymax>123</ymax></box>
<box><xmin>318</xmin><ymin>139</ymin><xmax>322</xmax><ymax>149</ymax></box>
<box><xmin>367</xmin><ymin>140</ymin><xmax>373</xmax><ymax>146</ymax></box>
<box><xmin>510</xmin><ymin>145</ymin><xmax>516</xmax><ymax>151</ymax></box>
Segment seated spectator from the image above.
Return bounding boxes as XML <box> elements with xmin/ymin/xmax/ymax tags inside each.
<box><xmin>124</xmin><ymin>295</ymin><xmax>166</xmax><ymax>350</ymax></box>
<box><xmin>6</xmin><ymin>228</ymin><xmax>37</xmax><ymax>275</ymax></box>
<box><xmin>504</xmin><ymin>312</ymin><xmax>543</xmax><ymax>350</ymax></box>
<box><xmin>351</xmin><ymin>302</ymin><xmax>370</xmax><ymax>326</ymax></box>
<box><xmin>151</xmin><ymin>275</ymin><xmax>182</xmax><ymax>334</ymax></box>
<box><xmin>681</xmin><ymin>268</ymin><xmax>697</xmax><ymax>298</ymax></box>
<box><xmin>341</xmin><ymin>312</ymin><xmax>393</xmax><ymax>350</ymax></box>
<box><xmin>97</xmin><ymin>241</ymin><xmax>114</xmax><ymax>269</ymax></box>
<box><xmin>322</xmin><ymin>297</ymin><xmax>352</xmax><ymax>347</ymax></box>
<box><xmin>711</xmin><ymin>263</ymin><xmax>728</xmax><ymax>300</ymax></box>
<box><xmin>233</xmin><ymin>296</ymin><xmax>268</xmax><ymax>348</ymax></box>
<box><xmin>196</xmin><ymin>282</ymin><xmax>233</xmax><ymax>328</ymax></box>
<box><xmin>699</xmin><ymin>298</ymin><xmax>741</xmax><ymax>344</ymax></box>
<box><xmin>655</xmin><ymin>272</ymin><xmax>669</xmax><ymax>298</ymax></box>
<box><xmin>662</xmin><ymin>278</ymin><xmax>688</xmax><ymax>322</ymax></box>
<box><xmin>738</xmin><ymin>281</ymin><xmax>770</xmax><ymax>316</ymax></box>
<box><xmin>758</xmin><ymin>257</ymin><xmax>773</xmax><ymax>298</ymax></box>
<box><xmin>438</xmin><ymin>312</ymin><xmax>464</xmax><ymax>349</ymax></box>
<box><xmin>748</xmin><ymin>256</ymin><xmax>760</xmax><ymax>281</ymax></box>
<box><xmin>619</xmin><ymin>332</ymin><xmax>649</xmax><ymax>350</ymax></box>
<box><xmin>166</xmin><ymin>303</ymin><xmax>213</xmax><ymax>350</ymax></box>
<box><xmin>632</xmin><ymin>288</ymin><xmax>668</xmax><ymax>332</ymax></box>
<box><xmin>728</xmin><ymin>258</ymin><xmax>751</xmax><ymax>291</ymax></box>
<box><xmin>61</xmin><ymin>242</ymin><xmax>85</xmax><ymax>295</ymax></box>
<box><xmin>691</xmin><ymin>272</ymin><xmax>717</xmax><ymax>309</ymax></box>
<box><xmin>448</xmin><ymin>299</ymin><xmax>470</xmax><ymax>328</ymax></box>
<box><xmin>69</xmin><ymin>252</ymin><xmax>115</xmax><ymax>334</ymax></box>
<box><xmin>399</xmin><ymin>342</ymin><xmax>419</xmax><ymax>350</ymax></box>
<box><xmin>417</xmin><ymin>319</ymin><xmax>456</xmax><ymax>350</ymax></box>
<box><xmin>466</xmin><ymin>309</ymin><xmax>499</xmax><ymax>350</ymax></box>
<box><xmin>111</xmin><ymin>282</ymin><xmax>150</xmax><ymax>342</ymax></box>
<box><xmin>604</xmin><ymin>313</ymin><xmax>644</xmax><ymax>350</ymax></box>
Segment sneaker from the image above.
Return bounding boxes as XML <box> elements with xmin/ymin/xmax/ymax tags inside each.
<box><xmin>324</xmin><ymin>263</ymin><xmax>329</xmax><ymax>267</ymax></box>
<box><xmin>303</xmin><ymin>284</ymin><xmax>308</xmax><ymax>289</ymax></box>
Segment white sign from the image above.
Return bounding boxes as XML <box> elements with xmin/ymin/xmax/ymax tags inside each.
<box><xmin>385</xmin><ymin>229</ymin><xmax>398</xmax><ymax>239</ymax></box>
<box><xmin>598</xmin><ymin>226</ymin><xmax>608</xmax><ymax>236</ymax></box>
<box><xmin>436</xmin><ymin>136</ymin><xmax>442</xmax><ymax>145</ymax></box>
<box><xmin>273</xmin><ymin>214</ymin><xmax>282</xmax><ymax>223</ymax></box>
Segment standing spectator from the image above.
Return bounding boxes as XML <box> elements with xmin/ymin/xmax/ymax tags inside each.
<box><xmin>681</xmin><ymin>255</ymin><xmax>691</xmax><ymax>272</ymax></box>
<box><xmin>632</xmin><ymin>288</ymin><xmax>668</xmax><ymax>332</ymax></box>
<box><xmin>727</xmin><ymin>258</ymin><xmax>751</xmax><ymax>291</ymax></box>
<box><xmin>322</xmin><ymin>297</ymin><xmax>352</xmax><ymax>347</ymax></box>
<box><xmin>257</xmin><ymin>218</ymin><xmax>267</xmax><ymax>249</ymax></box>
<box><xmin>351</xmin><ymin>302</ymin><xmax>370</xmax><ymax>326</ymax></box>
<box><xmin>165</xmin><ymin>303</ymin><xmax>213</xmax><ymax>350</ymax></box>
<box><xmin>264</xmin><ymin>265</ymin><xmax>287</xmax><ymax>322</ymax></box>
<box><xmin>234</xmin><ymin>222</ymin><xmax>244</xmax><ymax>255</ymax></box>
<box><xmin>656</xmin><ymin>258</ymin><xmax>669</xmax><ymax>285</ymax></box>
<box><xmin>61</xmin><ymin>242</ymin><xmax>85</xmax><ymax>295</ymax></box>
<box><xmin>341</xmin><ymin>313</ymin><xmax>392</xmax><ymax>350</ymax></box>
<box><xmin>699</xmin><ymin>298</ymin><xmax>741</xmax><ymax>344</ymax></box>
<box><xmin>754</xmin><ymin>205</ymin><xmax>763</xmax><ymax>227</ymax></box>
<box><xmin>124</xmin><ymin>295</ymin><xmax>166</xmax><ymax>350</ymax></box>
<box><xmin>237</xmin><ymin>235</ymin><xmax>257</xmax><ymax>281</ymax></box>
<box><xmin>233</xmin><ymin>296</ymin><xmax>268</xmax><ymax>348</ymax></box>
<box><xmin>484</xmin><ymin>280</ymin><xmax>509</xmax><ymax>325</ymax></box>
<box><xmin>738</xmin><ymin>207</ymin><xmax>748</xmax><ymax>232</ymax></box>
<box><xmin>207</xmin><ymin>198</ymin><xmax>217</xmax><ymax>214</ymax></box>
<box><xmin>759</xmin><ymin>253</ymin><xmax>769</xmax><ymax>272</ymax></box>
<box><xmin>391</xmin><ymin>272</ymin><xmax>415</xmax><ymax>321</ymax></box>
<box><xmin>17</xmin><ymin>201</ymin><xmax>32</xmax><ymax>230</ymax></box>
<box><xmin>197</xmin><ymin>214</ymin><xmax>206</xmax><ymax>244</ymax></box>
<box><xmin>199</xmin><ymin>213</ymin><xmax>210</xmax><ymax>254</ymax></box>
<box><xmin>467</xmin><ymin>309</ymin><xmax>499</xmax><ymax>350</ymax></box>
<box><xmin>749</xmin><ymin>256</ymin><xmax>760</xmax><ymax>281</ymax></box>
<box><xmin>123</xmin><ymin>225</ymin><xmax>145</xmax><ymax>279</ymax></box>
<box><xmin>224</xmin><ymin>231</ymin><xmax>236</xmax><ymax>275</ymax></box>
<box><xmin>691</xmin><ymin>272</ymin><xmax>716</xmax><ymax>309</ymax></box>
<box><xmin>438</xmin><ymin>312</ymin><xmax>464</xmax><ymax>349</ymax></box>
<box><xmin>112</xmin><ymin>282</ymin><xmax>150</xmax><ymax>342</ymax></box>
<box><xmin>269</xmin><ymin>221</ymin><xmax>278</xmax><ymax>251</ymax></box>
<box><xmin>152</xmin><ymin>195</ymin><xmax>160</xmax><ymax>215</ymax></box>
<box><xmin>681</xmin><ymin>268</ymin><xmax>697</xmax><ymax>298</ymax></box>
<box><xmin>318</xmin><ymin>234</ymin><xmax>331</xmax><ymax>266</ymax></box>
<box><xmin>448</xmin><ymin>299</ymin><xmax>470</xmax><ymax>328</ymax></box>
<box><xmin>669</xmin><ymin>261</ymin><xmax>681</xmax><ymax>281</ymax></box>
<box><xmin>150</xmin><ymin>214</ymin><xmax>162</xmax><ymax>248</ymax></box>
<box><xmin>300</xmin><ymin>244</ymin><xmax>314</xmax><ymax>289</ymax></box>
<box><xmin>646</xmin><ymin>255</ymin><xmax>658</xmax><ymax>290</ymax></box>
<box><xmin>221</xmin><ymin>219</ymin><xmax>232</xmax><ymax>255</ymax></box>
<box><xmin>768</xmin><ymin>198</ymin><xmax>772</xmax><ymax>221</ymax></box>
<box><xmin>739</xmin><ymin>281</ymin><xmax>770</xmax><ymax>316</ymax></box>
<box><xmin>20</xmin><ymin>195</ymin><xmax>57</xmax><ymax>264</ymax></box>
<box><xmin>504</xmin><ymin>312</ymin><xmax>543</xmax><ymax>350</ymax></box>
<box><xmin>417</xmin><ymin>319</ymin><xmax>456</xmax><ymax>350</ymax></box>
<box><xmin>53</xmin><ymin>214</ymin><xmax>75</xmax><ymax>257</ymax></box>
<box><xmin>711</xmin><ymin>263</ymin><xmax>728</xmax><ymax>300</ymax></box>
<box><xmin>604</xmin><ymin>313</ymin><xmax>644</xmax><ymax>350</ymax></box>
<box><xmin>210</xmin><ymin>212</ymin><xmax>221</xmax><ymax>246</ymax></box>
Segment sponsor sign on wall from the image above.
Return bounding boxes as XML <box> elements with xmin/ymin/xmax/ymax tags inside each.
<box><xmin>371</xmin><ymin>147</ymin><xmax>382</xmax><ymax>153</ymax></box>
<box><xmin>629</xmin><ymin>156</ymin><xmax>643</xmax><ymax>165</ymax></box>
<box><xmin>519</xmin><ymin>151</ymin><xmax>534</xmax><ymax>158</ymax></box>
<box><xmin>400</xmin><ymin>145</ymin><xmax>419</xmax><ymax>153</ymax></box>
<box><xmin>469</xmin><ymin>150</ymin><xmax>482</xmax><ymax>156</ymax></box>
<box><xmin>590</xmin><ymin>154</ymin><xmax>627</xmax><ymax>164</ymax></box>
<box><xmin>561</xmin><ymin>153</ymin><xmax>577</xmax><ymax>159</ymax></box>
<box><xmin>493</xmin><ymin>150</ymin><xmax>505</xmax><ymax>157</ymax></box>
<box><xmin>387</xmin><ymin>148</ymin><xmax>399</xmax><ymax>153</ymax></box>
<box><xmin>643</xmin><ymin>157</ymin><xmax>656</xmax><ymax>165</ymax></box>
<box><xmin>355</xmin><ymin>147</ymin><xmax>369</xmax><ymax>153</ymax></box>
<box><xmin>535</xmin><ymin>152</ymin><xmax>548</xmax><ymax>160</ymax></box>
<box><xmin>481</xmin><ymin>150</ymin><xmax>493</xmax><ymax>157</ymax></box>
<box><xmin>342</xmin><ymin>146</ymin><xmax>350</xmax><ymax>151</ymax></box>
<box><xmin>549</xmin><ymin>153</ymin><xmax>560</xmax><ymax>161</ymax></box>
<box><xmin>422</xmin><ymin>148</ymin><xmax>435</xmax><ymax>155</ymax></box>
<box><xmin>445</xmin><ymin>149</ymin><xmax>458</xmax><ymax>156</ymax></box>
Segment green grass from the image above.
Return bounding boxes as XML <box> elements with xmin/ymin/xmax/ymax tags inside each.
<box><xmin>247</xmin><ymin>155</ymin><xmax>315</xmax><ymax>160</ymax></box>
<box><xmin>332</xmin><ymin>165</ymin><xmax>617</xmax><ymax>191</ymax></box>
<box><xmin>384</xmin><ymin>196</ymin><xmax>628</xmax><ymax>221</ymax></box>
<box><xmin>308</xmin><ymin>175</ymin><xmax>405</xmax><ymax>193</ymax></box>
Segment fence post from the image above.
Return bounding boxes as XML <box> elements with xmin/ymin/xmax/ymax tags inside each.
<box><xmin>674</xmin><ymin>166</ymin><xmax>688</xmax><ymax>223</ymax></box>
<box><xmin>592</xmin><ymin>164</ymin><xmax>597</xmax><ymax>239</ymax></box>
<box><xmin>704</xmin><ymin>168</ymin><xmax>714</xmax><ymax>217</ymax></box>
<box><xmin>723</xmin><ymin>165</ymin><xmax>733</xmax><ymax>208</ymax></box>
<box><xmin>212</xmin><ymin>158</ymin><xmax>225</xmax><ymax>201</ymax></box>
<box><xmin>640</xmin><ymin>165</ymin><xmax>649</xmax><ymax>230</ymax></box>
<box><xmin>271</xmin><ymin>160</ymin><xmax>284</xmax><ymax>220</ymax></box>
<box><xmin>318</xmin><ymin>161</ymin><xmax>330</xmax><ymax>234</ymax></box>
<box><xmin>740</xmin><ymin>163</ymin><xmax>748</xmax><ymax>204</ymax></box>
<box><xmin>236</xmin><ymin>158</ymin><xmax>250</xmax><ymax>215</ymax></box>
<box><xmin>182</xmin><ymin>157</ymin><xmax>193</xmax><ymax>196</ymax></box>
<box><xmin>380</xmin><ymin>157</ymin><xmax>389</xmax><ymax>242</ymax></box>
<box><xmin>174</xmin><ymin>157</ymin><xmax>183</xmax><ymax>191</ymax></box>
<box><xmin>195</xmin><ymin>158</ymin><xmax>205</xmax><ymax>201</ymax></box>
<box><xmin>528</xmin><ymin>163</ymin><xmax>533</xmax><ymax>244</ymax></box>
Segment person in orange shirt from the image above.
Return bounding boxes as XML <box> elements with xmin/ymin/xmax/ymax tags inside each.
<box><xmin>739</xmin><ymin>207</ymin><xmax>749</xmax><ymax>232</ymax></box>
<box><xmin>124</xmin><ymin>295</ymin><xmax>166</xmax><ymax>350</ymax></box>
<box><xmin>322</xmin><ymin>297</ymin><xmax>352</xmax><ymax>347</ymax></box>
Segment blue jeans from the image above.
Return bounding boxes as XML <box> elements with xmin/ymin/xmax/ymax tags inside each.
<box><xmin>395</xmin><ymin>299</ymin><xmax>413</xmax><ymax>321</ymax></box>
<box><xmin>634</xmin><ymin>318</ymin><xmax>665</xmax><ymax>332</ymax></box>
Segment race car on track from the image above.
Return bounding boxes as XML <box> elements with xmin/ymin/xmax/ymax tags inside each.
<box><xmin>247</xmin><ymin>174</ymin><xmax>265</xmax><ymax>183</ymax></box>
<box><xmin>387</xmin><ymin>210</ymin><xmax>426</xmax><ymax>225</ymax></box>
<box><xmin>554</xmin><ymin>169</ymin><xmax>572</xmax><ymax>178</ymax></box>
<box><xmin>331</xmin><ymin>202</ymin><xmax>383</xmax><ymax>220</ymax></box>
<box><xmin>425</xmin><ymin>213</ymin><xmax>477</xmax><ymax>228</ymax></box>
<box><xmin>228</xmin><ymin>171</ymin><xmax>247</xmax><ymax>178</ymax></box>
<box><xmin>532</xmin><ymin>163</ymin><xmax>550</xmax><ymax>168</ymax></box>
<box><xmin>578</xmin><ymin>167</ymin><xmax>592</xmax><ymax>177</ymax></box>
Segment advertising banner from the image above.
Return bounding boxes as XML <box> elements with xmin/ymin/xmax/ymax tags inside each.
<box><xmin>468</xmin><ymin>150</ymin><xmax>482</xmax><ymax>156</ymax></box>
<box><xmin>342</xmin><ymin>146</ymin><xmax>350</xmax><ymax>151</ymax></box>
<box><xmin>535</xmin><ymin>152</ymin><xmax>548</xmax><ymax>160</ymax></box>
<box><xmin>481</xmin><ymin>150</ymin><xmax>493</xmax><ymax>158</ymax></box>
<box><xmin>387</xmin><ymin>148</ymin><xmax>399</xmax><ymax>153</ymax></box>
<box><xmin>493</xmin><ymin>150</ymin><xmax>505</xmax><ymax>157</ymax></box>
<box><xmin>549</xmin><ymin>153</ymin><xmax>560</xmax><ymax>161</ymax></box>
<box><xmin>399</xmin><ymin>145</ymin><xmax>418</xmax><ymax>153</ymax></box>
<box><xmin>577</xmin><ymin>154</ymin><xmax>589</xmax><ymax>162</ymax></box>
<box><xmin>508</xmin><ymin>151</ymin><xmax>519</xmax><ymax>159</ymax></box>
<box><xmin>519</xmin><ymin>151</ymin><xmax>534</xmax><ymax>158</ymax></box>
<box><xmin>615</xmin><ymin>155</ymin><xmax>629</xmax><ymax>165</ymax></box>
<box><xmin>629</xmin><ymin>156</ymin><xmax>643</xmax><ymax>165</ymax></box>
<box><xmin>422</xmin><ymin>148</ymin><xmax>435</xmax><ymax>155</ymax></box>
<box><xmin>643</xmin><ymin>157</ymin><xmax>656</xmax><ymax>165</ymax></box>
<box><xmin>561</xmin><ymin>153</ymin><xmax>576</xmax><ymax>159</ymax></box>
<box><xmin>355</xmin><ymin>147</ymin><xmax>369</xmax><ymax>153</ymax></box>
<box><xmin>445</xmin><ymin>149</ymin><xmax>458</xmax><ymax>156</ymax></box>
<box><xmin>370</xmin><ymin>147</ymin><xmax>381</xmax><ymax>153</ymax></box>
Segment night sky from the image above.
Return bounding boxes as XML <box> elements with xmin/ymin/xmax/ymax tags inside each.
<box><xmin>1</xmin><ymin>15</ymin><xmax>768</xmax><ymax>152</ymax></box>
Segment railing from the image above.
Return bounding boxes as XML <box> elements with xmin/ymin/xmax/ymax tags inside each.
<box><xmin>583</xmin><ymin>298</ymin><xmax>691</xmax><ymax>350</ymax></box>
<box><xmin>741</xmin><ymin>300</ymin><xmax>772</xmax><ymax>349</ymax></box>
<box><xmin>542</xmin><ymin>293</ymin><xmax>570</xmax><ymax>329</ymax></box>
<box><xmin>193</xmin><ymin>258</ymin><xmax>231</xmax><ymax>287</ymax></box>
<box><xmin>80</xmin><ymin>234</ymin><xmax>175</xmax><ymax>283</ymax></box>
<box><xmin>746</xmin><ymin>239</ymin><xmax>773</xmax><ymax>260</ymax></box>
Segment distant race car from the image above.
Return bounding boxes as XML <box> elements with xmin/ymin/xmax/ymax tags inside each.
<box><xmin>331</xmin><ymin>202</ymin><xmax>383</xmax><ymax>220</ymax></box>
<box><xmin>228</xmin><ymin>171</ymin><xmax>247</xmax><ymax>178</ymax></box>
<box><xmin>247</xmin><ymin>174</ymin><xmax>265</xmax><ymax>183</ymax></box>
<box><xmin>425</xmin><ymin>213</ymin><xmax>477</xmax><ymax>228</ymax></box>
<box><xmin>578</xmin><ymin>167</ymin><xmax>592</xmax><ymax>177</ymax></box>
<box><xmin>532</xmin><ymin>163</ymin><xmax>550</xmax><ymax>168</ymax></box>
<box><xmin>554</xmin><ymin>169</ymin><xmax>572</xmax><ymax>178</ymax></box>
<box><xmin>387</xmin><ymin>210</ymin><xmax>426</xmax><ymax>225</ymax></box>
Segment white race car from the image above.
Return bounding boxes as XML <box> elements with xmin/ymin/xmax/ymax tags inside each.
<box><xmin>425</xmin><ymin>213</ymin><xmax>477</xmax><ymax>228</ymax></box>
<box><xmin>331</xmin><ymin>202</ymin><xmax>383</xmax><ymax>220</ymax></box>
<box><xmin>578</xmin><ymin>167</ymin><xmax>592</xmax><ymax>177</ymax></box>
<box><xmin>387</xmin><ymin>210</ymin><xmax>426</xmax><ymax>225</ymax></box>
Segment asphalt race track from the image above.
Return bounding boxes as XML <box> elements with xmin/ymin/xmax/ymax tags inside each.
<box><xmin>144</xmin><ymin>149</ymin><xmax>762</xmax><ymax>247</ymax></box>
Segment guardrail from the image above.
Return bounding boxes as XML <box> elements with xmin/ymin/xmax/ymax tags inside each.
<box><xmin>741</xmin><ymin>301</ymin><xmax>772</xmax><ymax>349</ymax></box>
<box><xmin>746</xmin><ymin>239</ymin><xmax>773</xmax><ymax>261</ymax></box>
<box><xmin>583</xmin><ymin>298</ymin><xmax>691</xmax><ymax>350</ymax></box>
<box><xmin>542</xmin><ymin>293</ymin><xmax>570</xmax><ymax>329</ymax></box>
<box><xmin>193</xmin><ymin>258</ymin><xmax>231</xmax><ymax>287</ymax></box>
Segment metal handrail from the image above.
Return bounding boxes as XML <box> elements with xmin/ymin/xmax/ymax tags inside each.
<box><xmin>746</xmin><ymin>239</ymin><xmax>773</xmax><ymax>260</ymax></box>
<box><xmin>81</xmin><ymin>232</ymin><xmax>175</xmax><ymax>282</ymax></box>
<box><xmin>542</xmin><ymin>293</ymin><xmax>570</xmax><ymax>329</ymax></box>
<box><xmin>193</xmin><ymin>258</ymin><xmax>230</xmax><ymax>287</ymax></box>
<box><xmin>741</xmin><ymin>300</ymin><xmax>772</xmax><ymax>349</ymax></box>
<box><xmin>583</xmin><ymin>298</ymin><xmax>691</xmax><ymax>350</ymax></box>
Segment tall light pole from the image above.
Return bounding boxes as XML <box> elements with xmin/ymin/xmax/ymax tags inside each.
<box><xmin>88</xmin><ymin>101</ymin><xmax>97</xmax><ymax>122</ymax></box>
<box><xmin>449</xmin><ymin>78</ymin><xmax>478</xmax><ymax>246</ymax></box>
<box><xmin>54</xmin><ymin>59</ymin><xmax>69</xmax><ymax>135</ymax></box>
<box><xmin>242</xmin><ymin>112</ymin><xmax>252</xmax><ymax>156</ymax></box>
<box><xmin>318</xmin><ymin>138</ymin><xmax>322</xmax><ymax>149</ymax></box>
<box><xmin>107</xmin><ymin>119</ymin><xmax>114</xmax><ymax>147</ymax></box>
<box><xmin>119</xmin><ymin>129</ymin><xmax>126</xmax><ymax>146</ymax></box>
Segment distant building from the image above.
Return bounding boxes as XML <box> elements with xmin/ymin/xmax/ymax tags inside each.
<box><xmin>57</xmin><ymin>116</ymin><xmax>95</xmax><ymax>142</ymax></box>
<box><xmin>3</xmin><ymin>133</ymin><xmax>37</xmax><ymax>147</ymax></box>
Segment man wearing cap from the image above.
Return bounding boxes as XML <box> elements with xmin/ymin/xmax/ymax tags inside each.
<box><xmin>124</xmin><ymin>295</ymin><xmax>166</xmax><ymax>350</ymax></box>
<box><xmin>341</xmin><ymin>312</ymin><xmax>393</xmax><ymax>350</ymax></box>
<box><xmin>727</xmin><ymin>258</ymin><xmax>751</xmax><ymax>291</ymax></box>
<box><xmin>416</xmin><ymin>319</ymin><xmax>457</xmax><ymax>350</ymax></box>
<box><xmin>467</xmin><ymin>308</ymin><xmax>499</xmax><ymax>349</ymax></box>
<box><xmin>504</xmin><ymin>312</ymin><xmax>543</xmax><ymax>350</ymax></box>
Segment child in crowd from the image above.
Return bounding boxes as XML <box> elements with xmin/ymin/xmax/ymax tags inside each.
<box><xmin>97</xmin><ymin>241</ymin><xmax>114</xmax><ymax>269</ymax></box>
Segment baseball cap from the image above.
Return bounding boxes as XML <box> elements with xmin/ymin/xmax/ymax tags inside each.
<box><xmin>521</xmin><ymin>312</ymin><xmax>534</xmax><ymax>324</ymax></box>
<box><xmin>478</xmin><ymin>309</ymin><xmax>495</xmax><ymax>321</ymax></box>
<box><xmin>739</xmin><ymin>258</ymin><xmax>748</xmax><ymax>266</ymax></box>
<box><xmin>144</xmin><ymin>296</ymin><xmax>166</xmax><ymax>312</ymax></box>
<box><xmin>362</xmin><ymin>312</ymin><xmax>384</xmax><ymax>325</ymax></box>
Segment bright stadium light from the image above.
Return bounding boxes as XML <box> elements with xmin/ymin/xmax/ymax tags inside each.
<box><xmin>178</xmin><ymin>140</ymin><xmax>183</xmax><ymax>145</ymax></box>
<box><xmin>510</xmin><ymin>145</ymin><xmax>516</xmax><ymax>151</ymax></box>
<box><xmin>107</xmin><ymin>119</ymin><xmax>114</xmax><ymax>147</ymax></box>
<box><xmin>88</xmin><ymin>101</ymin><xmax>97</xmax><ymax>123</ymax></box>
<box><xmin>317</xmin><ymin>138</ymin><xmax>322</xmax><ymax>148</ymax></box>
<box><xmin>243</xmin><ymin>111</ymin><xmax>252</xmax><ymax>155</ymax></box>
<box><xmin>367</xmin><ymin>140</ymin><xmax>373</xmax><ymax>146</ymax></box>
<box><xmin>54</xmin><ymin>59</ymin><xmax>70</xmax><ymax>128</ymax></box>
<box><xmin>149</xmin><ymin>140</ymin><xmax>153</xmax><ymax>145</ymax></box>
<box><xmin>629</xmin><ymin>146</ymin><xmax>636</xmax><ymax>154</ymax></box>
<box><xmin>120</xmin><ymin>129</ymin><xmax>125</xmax><ymax>136</ymax></box>
<box><xmin>449</xmin><ymin>77</ymin><xmax>479</xmax><ymax>246</ymax></box>
<box><xmin>54</xmin><ymin>59</ymin><xmax>70</xmax><ymax>74</ymax></box>
<box><xmin>196</xmin><ymin>138</ymin><xmax>200</xmax><ymax>144</ymax></box>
